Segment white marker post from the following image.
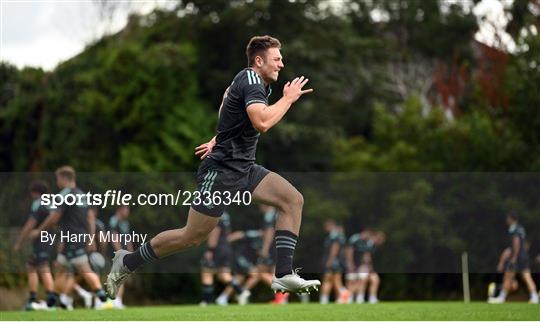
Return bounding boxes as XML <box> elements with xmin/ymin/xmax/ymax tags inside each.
<box><xmin>462</xmin><ymin>252</ymin><xmax>471</xmax><ymax>303</ymax></box>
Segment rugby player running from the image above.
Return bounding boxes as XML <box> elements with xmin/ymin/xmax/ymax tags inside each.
<box><xmin>106</xmin><ymin>35</ymin><xmax>320</xmax><ymax>297</ymax></box>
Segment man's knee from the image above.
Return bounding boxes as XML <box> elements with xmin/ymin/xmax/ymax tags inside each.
<box><xmin>280</xmin><ymin>190</ymin><xmax>304</xmax><ymax>213</ymax></box>
<box><xmin>37</xmin><ymin>263</ymin><xmax>51</xmax><ymax>274</ymax></box>
<box><xmin>186</xmin><ymin>228</ymin><xmax>211</xmax><ymax>247</ymax></box>
<box><xmin>294</xmin><ymin>191</ymin><xmax>304</xmax><ymax>208</ymax></box>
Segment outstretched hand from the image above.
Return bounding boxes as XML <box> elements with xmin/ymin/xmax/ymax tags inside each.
<box><xmin>195</xmin><ymin>137</ymin><xmax>216</xmax><ymax>160</ymax></box>
<box><xmin>283</xmin><ymin>76</ymin><xmax>313</xmax><ymax>103</ymax></box>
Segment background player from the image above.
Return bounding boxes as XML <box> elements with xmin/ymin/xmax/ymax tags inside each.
<box><xmin>108</xmin><ymin>205</ymin><xmax>134</xmax><ymax>309</ymax></box>
<box><xmin>31</xmin><ymin>166</ymin><xmax>110</xmax><ymax>308</ymax></box>
<box><xmin>319</xmin><ymin>219</ymin><xmax>349</xmax><ymax>304</ymax></box>
<box><xmin>106</xmin><ymin>35</ymin><xmax>319</xmax><ymax>298</ymax></box>
<box><xmin>199</xmin><ymin>212</ymin><xmax>248</xmax><ymax>306</ymax></box>
<box><xmin>488</xmin><ymin>247</ymin><xmax>518</xmax><ymax>300</ymax></box>
<box><xmin>345</xmin><ymin>228</ymin><xmax>372</xmax><ymax>303</ymax></box>
<box><xmin>489</xmin><ymin>212</ymin><xmax>538</xmax><ymax>304</ymax></box>
<box><xmin>52</xmin><ymin>206</ymin><xmax>109</xmax><ymax>310</ymax></box>
<box><xmin>363</xmin><ymin>229</ymin><xmax>386</xmax><ymax>304</ymax></box>
<box><xmin>345</xmin><ymin>228</ymin><xmax>386</xmax><ymax>304</ymax></box>
<box><xmin>241</xmin><ymin>205</ymin><xmax>284</xmax><ymax>304</ymax></box>
<box><xmin>219</xmin><ymin>228</ymin><xmax>263</xmax><ymax>305</ymax></box>
<box><xmin>13</xmin><ymin>180</ymin><xmax>57</xmax><ymax>310</ymax></box>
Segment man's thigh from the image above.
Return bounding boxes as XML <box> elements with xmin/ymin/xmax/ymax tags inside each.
<box><xmin>503</xmin><ymin>271</ymin><xmax>516</xmax><ymax>282</ymax></box>
<box><xmin>251</xmin><ymin>172</ymin><xmax>300</xmax><ymax>207</ymax></box>
<box><xmin>185</xmin><ymin>207</ymin><xmax>221</xmax><ymax>238</ymax></box>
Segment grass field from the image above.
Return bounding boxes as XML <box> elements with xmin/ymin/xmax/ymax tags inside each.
<box><xmin>1</xmin><ymin>302</ymin><xmax>539</xmax><ymax>321</ymax></box>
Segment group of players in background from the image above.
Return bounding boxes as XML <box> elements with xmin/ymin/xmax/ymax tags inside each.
<box><xmin>13</xmin><ymin>166</ymin><xmax>133</xmax><ymax>311</ymax></box>
<box><xmin>198</xmin><ymin>205</ymin><xmax>387</xmax><ymax>306</ymax></box>
<box><xmin>13</xmin><ymin>167</ymin><xmax>540</xmax><ymax>311</ymax></box>
<box><xmin>196</xmin><ymin>208</ymin><xmax>539</xmax><ymax>306</ymax></box>
<box><xmin>13</xmin><ymin>167</ymin><xmax>387</xmax><ymax>310</ymax></box>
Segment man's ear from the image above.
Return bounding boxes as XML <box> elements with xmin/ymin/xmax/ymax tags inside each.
<box><xmin>255</xmin><ymin>55</ymin><xmax>263</xmax><ymax>67</ymax></box>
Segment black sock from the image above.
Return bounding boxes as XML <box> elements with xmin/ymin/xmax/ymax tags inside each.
<box><xmin>202</xmin><ymin>284</ymin><xmax>214</xmax><ymax>303</ymax></box>
<box><xmin>95</xmin><ymin>289</ymin><xmax>107</xmax><ymax>302</ymax></box>
<box><xmin>274</xmin><ymin>230</ymin><xmax>298</xmax><ymax>278</ymax></box>
<box><xmin>28</xmin><ymin>291</ymin><xmax>37</xmax><ymax>303</ymax></box>
<box><xmin>46</xmin><ymin>291</ymin><xmax>57</xmax><ymax>307</ymax></box>
<box><xmin>230</xmin><ymin>279</ymin><xmax>243</xmax><ymax>294</ymax></box>
<box><xmin>123</xmin><ymin>241</ymin><xmax>159</xmax><ymax>271</ymax></box>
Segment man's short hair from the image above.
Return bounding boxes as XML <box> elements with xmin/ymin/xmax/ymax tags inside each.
<box><xmin>246</xmin><ymin>35</ymin><xmax>281</xmax><ymax>66</ymax></box>
<box><xmin>55</xmin><ymin>165</ymin><xmax>76</xmax><ymax>182</ymax></box>
<box><xmin>30</xmin><ymin>180</ymin><xmax>49</xmax><ymax>195</ymax></box>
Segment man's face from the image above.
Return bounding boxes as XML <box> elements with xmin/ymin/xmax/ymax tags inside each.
<box><xmin>257</xmin><ymin>47</ymin><xmax>284</xmax><ymax>83</ymax></box>
<box><xmin>119</xmin><ymin>206</ymin><xmax>130</xmax><ymax>219</ymax></box>
<box><xmin>324</xmin><ymin>220</ymin><xmax>334</xmax><ymax>232</ymax></box>
<box><xmin>373</xmin><ymin>232</ymin><xmax>386</xmax><ymax>245</ymax></box>
<box><xmin>56</xmin><ymin>176</ymin><xmax>64</xmax><ymax>189</ymax></box>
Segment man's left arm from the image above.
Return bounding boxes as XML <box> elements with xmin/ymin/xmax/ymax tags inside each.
<box><xmin>30</xmin><ymin>210</ymin><xmax>61</xmax><ymax>239</ymax></box>
<box><xmin>195</xmin><ymin>136</ymin><xmax>216</xmax><ymax>160</ymax></box>
<box><xmin>511</xmin><ymin>236</ymin><xmax>520</xmax><ymax>263</ymax></box>
<box><xmin>325</xmin><ymin>241</ymin><xmax>340</xmax><ymax>268</ymax></box>
<box><xmin>14</xmin><ymin>217</ymin><xmax>37</xmax><ymax>251</ymax></box>
<box><xmin>87</xmin><ymin>208</ymin><xmax>97</xmax><ymax>252</ymax></box>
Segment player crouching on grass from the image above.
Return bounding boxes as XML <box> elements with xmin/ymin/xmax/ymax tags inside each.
<box><xmin>106</xmin><ymin>35</ymin><xmax>320</xmax><ymax>299</ymax></box>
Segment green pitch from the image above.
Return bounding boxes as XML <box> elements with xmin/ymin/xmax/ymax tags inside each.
<box><xmin>1</xmin><ymin>302</ymin><xmax>538</xmax><ymax>320</ymax></box>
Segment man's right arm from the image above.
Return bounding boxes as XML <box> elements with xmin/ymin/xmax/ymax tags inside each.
<box><xmin>247</xmin><ymin>76</ymin><xmax>312</xmax><ymax>133</ymax></box>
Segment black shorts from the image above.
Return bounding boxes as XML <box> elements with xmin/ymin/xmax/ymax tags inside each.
<box><xmin>233</xmin><ymin>255</ymin><xmax>256</xmax><ymax>275</ymax></box>
<box><xmin>505</xmin><ymin>256</ymin><xmax>530</xmax><ymax>273</ymax></box>
<box><xmin>322</xmin><ymin>258</ymin><xmax>344</xmax><ymax>274</ymax></box>
<box><xmin>192</xmin><ymin>158</ymin><xmax>270</xmax><ymax>217</ymax></box>
<box><xmin>257</xmin><ymin>245</ymin><xmax>276</xmax><ymax>266</ymax></box>
<box><xmin>27</xmin><ymin>245</ymin><xmax>51</xmax><ymax>266</ymax></box>
<box><xmin>201</xmin><ymin>247</ymin><xmax>232</xmax><ymax>269</ymax></box>
<box><xmin>59</xmin><ymin>242</ymin><xmax>88</xmax><ymax>265</ymax></box>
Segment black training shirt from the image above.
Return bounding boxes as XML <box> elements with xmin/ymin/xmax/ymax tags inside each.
<box><xmin>208</xmin><ymin>68</ymin><xmax>272</xmax><ymax>172</ymax></box>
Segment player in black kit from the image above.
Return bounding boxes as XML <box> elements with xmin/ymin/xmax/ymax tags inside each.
<box><xmin>199</xmin><ymin>212</ymin><xmax>248</xmax><ymax>306</ymax></box>
<box><xmin>32</xmin><ymin>166</ymin><xmax>110</xmax><ymax>308</ymax></box>
<box><xmin>13</xmin><ymin>180</ymin><xmax>57</xmax><ymax>310</ymax></box>
<box><xmin>107</xmin><ymin>35</ymin><xmax>320</xmax><ymax>297</ymax></box>
<box><xmin>488</xmin><ymin>212</ymin><xmax>538</xmax><ymax>304</ymax></box>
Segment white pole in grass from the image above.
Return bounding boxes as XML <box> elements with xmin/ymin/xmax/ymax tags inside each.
<box><xmin>462</xmin><ymin>252</ymin><xmax>471</xmax><ymax>303</ymax></box>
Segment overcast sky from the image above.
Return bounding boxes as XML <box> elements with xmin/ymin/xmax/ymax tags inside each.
<box><xmin>0</xmin><ymin>0</ymin><xmax>516</xmax><ymax>71</ymax></box>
